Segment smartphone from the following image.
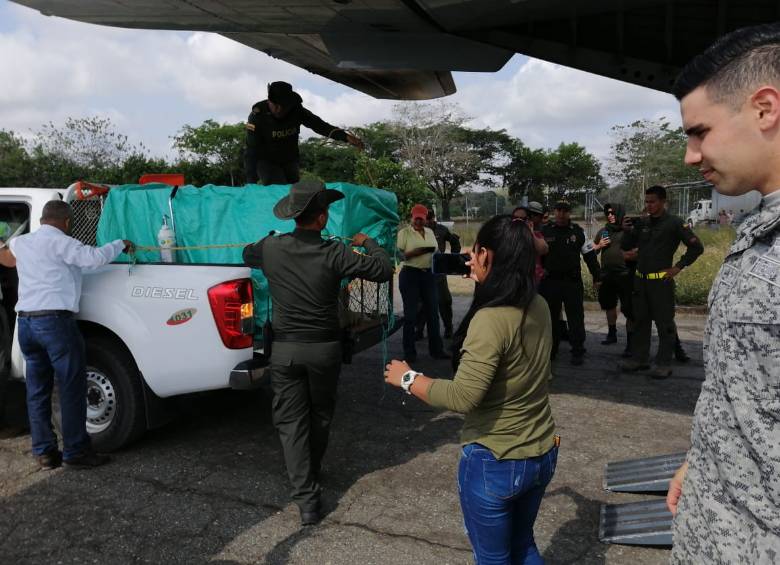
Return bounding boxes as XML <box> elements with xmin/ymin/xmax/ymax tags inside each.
<box><xmin>432</xmin><ymin>252</ymin><xmax>471</xmax><ymax>276</ymax></box>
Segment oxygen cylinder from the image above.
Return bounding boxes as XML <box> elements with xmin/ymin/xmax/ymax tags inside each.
<box><xmin>158</xmin><ymin>215</ymin><xmax>176</xmax><ymax>263</ymax></box>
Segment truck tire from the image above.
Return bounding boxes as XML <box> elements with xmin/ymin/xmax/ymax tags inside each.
<box><xmin>53</xmin><ymin>335</ymin><xmax>147</xmax><ymax>452</ymax></box>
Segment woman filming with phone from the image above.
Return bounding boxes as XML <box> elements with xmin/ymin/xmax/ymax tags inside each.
<box><xmin>385</xmin><ymin>214</ymin><xmax>558</xmax><ymax>564</ymax></box>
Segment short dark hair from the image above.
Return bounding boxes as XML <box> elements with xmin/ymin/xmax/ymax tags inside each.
<box><xmin>672</xmin><ymin>23</ymin><xmax>780</xmax><ymax>106</ymax></box>
<box><xmin>41</xmin><ymin>200</ymin><xmax>72</xmax><ymax>222</ymax></box>
<box><xmin>426</xmin><ymin>210</ymin><xmax>436</xmax><ymax>220</ymax></box>
<box><xmin>645</xmin><ymin>185</ymin><xmax>667</xmax><ymax>200</ymax></box>
<box><xmin>295</xmin><ymin>193</ymin><xmax>328</xmax><ymax>225</ymax></box>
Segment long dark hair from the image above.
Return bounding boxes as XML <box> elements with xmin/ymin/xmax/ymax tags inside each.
<box><xmin>452</xmin><ymin>215</ymin><xmax>537</xmax><ymax>369</ymax></box>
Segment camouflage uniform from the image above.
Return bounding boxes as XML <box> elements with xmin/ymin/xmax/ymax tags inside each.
<box><xmin>672</xmin><ymin>191</ymin><xmax>780</xmax><ymax>563</ymax></box>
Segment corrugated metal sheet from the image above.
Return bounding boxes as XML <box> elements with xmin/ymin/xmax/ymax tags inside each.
<box><xmin>603</xmin><ymin>452</ymin><xmax>687</xmax><ymax>493</ymax></box>
<box><xmin>599</xmin><ymin>499</ymin><xmax>673</xmax><ymax>546</ymax></box>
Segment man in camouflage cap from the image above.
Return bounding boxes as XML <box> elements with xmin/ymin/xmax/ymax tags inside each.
<box><xmin>666</xmin><ymin>22</ymin><xmax>780</xmax><ymax>561</ymax></box>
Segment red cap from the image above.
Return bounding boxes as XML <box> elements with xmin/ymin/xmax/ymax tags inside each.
<box><xmin>411</xmin><ymin>204</ymin><xmax>428</xmax><ymax>221</ymax></box>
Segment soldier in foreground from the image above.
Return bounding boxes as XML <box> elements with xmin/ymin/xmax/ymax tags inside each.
<box><xmin>665</xmin><ymin>22</ymin><xmax>780</xmax><ymax>562</ymax></box>
<box><xmin>243</xmin><ymin>180</ymin><xmax>393</xmax><ymax>526</ymax></box>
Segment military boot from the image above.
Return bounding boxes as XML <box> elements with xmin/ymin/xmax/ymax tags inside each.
<box><xmin>674</xmin><ymin>337</ymin><xmax>690</xmax><ymax>363</ymax></box>
<box><xmin>622</xmin><ymin>331</ymin><xmax>633</xmax><ymax>358</ymax></box>
<box><xmin>601</xmin><ymin>325</ymin><xmax>617</xmax><ymax>345</ymax></box>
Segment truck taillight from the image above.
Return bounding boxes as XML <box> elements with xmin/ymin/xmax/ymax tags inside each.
<box><xmin>208</xmin><ymin>279</ymin><xmax>254</xmax><ymax>349</ymax></box>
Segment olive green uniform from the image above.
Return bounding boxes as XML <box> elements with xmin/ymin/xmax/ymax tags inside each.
<box><xmin>621</xmin><ymin>213</ymin><xmax>703</xmax><ymax>366</ymax></box>
<box><xmin>243</xmin><ymin>228</ymin><xmax>393</xmax><ymax>512</ymax></box>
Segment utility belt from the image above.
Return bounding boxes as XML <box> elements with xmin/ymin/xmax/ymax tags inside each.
<box><xmin>402</xmin><ymin>265</ymin><xmax>431</xmax><ymax>272</ymax></box>
<box><xmin>273</xmin><ymin>330</ymin><xmax>341</xmax><ymax>343</ymax></box>
<box><xmin>635</xmin><ymin>271</ymin><xmax>668</xmax><ymax>280</ymax></box>
<box><xmin>263</xmin><ymin>324</ymin><xmax>354</xmax><ymax>363</ymax></box>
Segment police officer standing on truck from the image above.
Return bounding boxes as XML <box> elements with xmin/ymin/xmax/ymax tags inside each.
<box><xmin>245</xmin><ymin>81</ymin><xmax>364</xmax><ymax>185</ymax></box>
<box><xmin>0</xmin><ymin>201</ymin><xmax>134</xmax><ymax>470</ymax></box>
<box><xmin>243</xmin><ymin>180</ymin><xmax>392</xmax><ymax>526</ymax></box>
<box><xmin>540</xmin><ymin>201</ymin><xmax>600</xmax><ymax>365</ymax></box>
<box><xmin>620</xmin><ymin>185</ymin><xmax>703</xmax><ymax>379</ymax></box>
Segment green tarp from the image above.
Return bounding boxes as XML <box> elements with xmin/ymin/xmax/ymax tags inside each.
<box><xmin>96</xmin><ymin>182</ymin><xmax>399</xmax><ymax>325</ymax></box>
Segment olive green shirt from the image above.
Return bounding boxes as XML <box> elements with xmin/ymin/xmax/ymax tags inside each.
<box><xmin>243</xmin><ymin>228</ymin><xmax>393</xmax><ymax>336</ymax></box>
<box><xmin>396</xmin><ymin>225</ymin><xmax>437</xmax><ymax>269</ymax></box>
<box><xmin>427</xmin><ymin>296</ymin><xmax>556</xmax><ymax>460</ymax></box>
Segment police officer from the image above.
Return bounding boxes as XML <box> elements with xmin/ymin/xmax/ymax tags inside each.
<box><xmin>245</xmin><ymin>81</ymin><xmax>364</xmax><ymax>185</ymax></box>
<box><xmin>620</xmin><ymin>185</ymin><xmax>703</xmax><ymax>379</ymax></box>
<box><xmin>540</xmin><ymin>201</ymin><xmax>600</xmax><ymax>365</ymax></box>
<box><xmin>243</xmin><ymin>180</ymin><xmax>392</xmax><ymax>526</ymax></box>
<box><xmin>415</xmin><ymin>209</ymin><xmax>460</xmax><ymax>339</ymax></box>
<box><xmin>593</xmin><ymin>203</ymin><xmax>634</xmax><ymax>353</ymax></box>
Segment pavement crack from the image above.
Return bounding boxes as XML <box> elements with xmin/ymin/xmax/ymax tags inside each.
<box><xmin>130</xmin><ymin>475</ymin><xmax>284</xmax><ymax>515</ymax></box>
<box><xmin>328</xmin><ymin>519</ymin><xmax>471</xmax><ymax>553</ymax></box>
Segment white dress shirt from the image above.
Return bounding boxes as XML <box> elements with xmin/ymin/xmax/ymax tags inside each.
<box><xmin>9</xmin><ymin>224</ymin><xmax>125</xmax><ymax>313</ymax></box>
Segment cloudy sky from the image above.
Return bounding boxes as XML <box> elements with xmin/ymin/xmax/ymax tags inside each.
<box><xmin>1</xmin><ymin>1</ymin><xmax>682</xmax><ymax>167</ymax></box>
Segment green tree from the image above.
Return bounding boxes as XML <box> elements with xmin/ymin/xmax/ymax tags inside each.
<box><xmin>0</xmin><ymin>130</ymin><xmax>32</xmax><ymax>187</ymax></box>
<box><xmin>354</xmin><ymin>122</ymin><xmax>402</xmax><ymax>161</ymax></box>
<box><xmin>299</xmin><ymin>139</ymin><xmax>358</xmax><ymax>182</ymax></box>
<box><xmin>172</xmin><ymin>119</ymin><xmax>244</xmax><ymax>185</ymax></box>
<box><xmin>545</xmin><ymin>142</ymin><xmax>605</xmax><ymax>200</ymax></box>
<box><xmin>607</xmin><ymin>118</ymin><xmax>699</xmax><ymax>210</ymax></box>
<box><xmin>27</xmin><ymin>116</ymin><xmax>152</xmax><ymax>186</ymax></box>
<box><xmin>353</xmin><ymin>154</ymin><xmax>432</xmax><ymax>219</ymax></box>
<box><xmin>392</xmin><ymin>102</ymin><xmax>485</xmax><ymax>220</ymax></box>
<box><xmin>502</xmin><ymin>140</ymin><xmax>550</xmax><ymax>203</ymax></box>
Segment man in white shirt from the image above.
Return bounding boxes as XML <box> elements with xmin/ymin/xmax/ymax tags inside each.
<box><xmin>0</xmin><ymin>200</ymin><xmax>133</xmax><ymax>470</ymax></box>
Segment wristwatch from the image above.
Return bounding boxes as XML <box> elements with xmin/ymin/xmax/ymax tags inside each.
<box><xmin>400</xmin><ymin>370</ymin><xmax>421</xmax><ymax>395</ymax></box>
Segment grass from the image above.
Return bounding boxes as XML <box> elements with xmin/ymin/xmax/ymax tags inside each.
<box><xmin>445</xmin><ymin>221</ymin><xmax>734</xmax><ymax>306</ymax></box>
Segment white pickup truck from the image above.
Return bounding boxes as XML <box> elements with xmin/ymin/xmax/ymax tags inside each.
<box><xmin>0</xmin><ymin>185</ymin><xmax>397</xmax><ymax>452</ymax></box>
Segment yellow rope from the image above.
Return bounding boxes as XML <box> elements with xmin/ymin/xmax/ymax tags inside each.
<box><xmin>134</xmin><ymin>242</ymin><xmax>252</xmax><ymax>252</ymax></box>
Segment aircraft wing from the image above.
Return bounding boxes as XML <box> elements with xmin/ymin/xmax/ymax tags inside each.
<box><xmin>11</xmin><ymin>0</ymin><xmax>780</xmax><ymax>99</ymax></box>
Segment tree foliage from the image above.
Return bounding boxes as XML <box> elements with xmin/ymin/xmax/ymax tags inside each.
<box><xmin>353</xmin><ymin>154</ymin><xmax>432</xmax><ymax>219</ymax></box>
<box><xmin>299</xmin><ymin>139</ymin><xmax>358</xmax><ymax>183</ymax></box>
<box><xmin>172</xmin><ymin>119</ymin><xmax>244</xmax><ymax>185</ymax></box>
<box><xmin>607</xmin><ymin>118</ymin><xmax>698</xmax><ymax>210</ymax></box>
<box><xmin>545</xmin><ymin>142</ymin><xmax>605</xmax><ymax>200</ymax></box>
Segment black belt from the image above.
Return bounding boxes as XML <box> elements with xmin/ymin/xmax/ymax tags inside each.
<box><xmin>402</xmin><ymin>266</ymin><xmax>431</xmax><ymax>272</ymax></box>
<box><xmin>273</xmin><ymin>330</ymin><xmax>341</xmax><ymax>343</ymax></box>
<box><xmin>18</xmin><ymin>310</ymin><xmax>73</xmax><ymax>318</ymax></box>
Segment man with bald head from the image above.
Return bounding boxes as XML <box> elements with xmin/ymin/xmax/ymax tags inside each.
<box><xmin>0</xmin><ymin>200</ymin><xmax>133</xmax><ymax>470</ymax></box>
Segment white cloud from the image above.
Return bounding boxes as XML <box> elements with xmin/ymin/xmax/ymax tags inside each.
<box><xmin>1</xmin><ymin>2</ymin><xmax>686</xmax><ymax>170</ymax></box>
<box><xmin>451</xmin><ymin>58</ymin><xmax>682</xmax><ymax>161</ymax></box>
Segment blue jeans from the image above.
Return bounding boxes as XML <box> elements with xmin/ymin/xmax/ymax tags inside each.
<box><xmin>18</xmin><ymin>314</ymin><xmax>91</xmax><ymax>459</ymax></box>
<box><xmin>458</xmin><ymin>443</ymin><xmax>558</xmax><ymax>565</ymax></box>
<box><xmin>399</xmin><ymin>267</ymin><xmax>443</xmax><ymax>357</ymax></box>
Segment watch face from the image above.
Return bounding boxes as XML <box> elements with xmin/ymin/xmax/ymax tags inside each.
<box><xmin>402</xmin><ymin>373</ymin><xmax>412</xmax><ymax>385</ymax></box>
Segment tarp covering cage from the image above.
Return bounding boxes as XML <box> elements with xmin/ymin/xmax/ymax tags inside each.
<box><xmin>95</xmin><ymin>183</ymin><xmax>399</xmax><ymax>328</ymax></box>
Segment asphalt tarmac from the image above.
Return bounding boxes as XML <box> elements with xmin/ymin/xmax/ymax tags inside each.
<box><xmin>0</xmin><ymin>298</ymin><xmax>705</xmax><ymax>564</ymax></box>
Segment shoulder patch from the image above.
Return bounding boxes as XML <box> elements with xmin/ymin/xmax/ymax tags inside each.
<box><xmin>246</xmin><ymin>123</ymin><xmax>256</xmax><ymax>131</ymax></box>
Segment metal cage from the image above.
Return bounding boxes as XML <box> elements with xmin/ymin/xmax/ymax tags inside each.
<box><xmin>70</xmin><ymin>197</ymin><xmax>105</xmax><ymax>246</ymax></box>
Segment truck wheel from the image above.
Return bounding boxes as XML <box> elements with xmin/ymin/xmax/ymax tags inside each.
<box><xmin>53</xmin><ymin>335</ymin><xmax>146</xmax><ymax>452</ymax></box>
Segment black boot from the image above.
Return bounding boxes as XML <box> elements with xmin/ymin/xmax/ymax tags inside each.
<box><xmin>601</xmin><ymin>325</ymin><xmax>617</xmax><ymax>345</ymax></box>
<box><xmin>559</xmin><ymin>320</ymin><xmax>570</xmax><ymax>342</ymax></box>
<box><xmin>674</xmin><ymin>337</ymin><xmax>690</xmax><ymax>363</ymax></box>
<box><xmin>622</xmin><ymin>331</ymin><xmax>633</xmax><ymax>358</ymax></box>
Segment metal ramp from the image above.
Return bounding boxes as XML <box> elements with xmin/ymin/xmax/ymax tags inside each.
<box><xmin>599</xmin><ymin>499</ymin><xmax>673</xmax><ymax>546</ymax></box>
<box><xmin>603</xmin><ymin>452</ymin><xmax>687</xmax><ymax>493</ymax></box>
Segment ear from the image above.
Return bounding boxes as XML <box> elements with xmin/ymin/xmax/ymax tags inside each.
<box><xmin>751</xmin><ymin>85</ymin><xmax>780</xmax><ymax>131</ymax></box>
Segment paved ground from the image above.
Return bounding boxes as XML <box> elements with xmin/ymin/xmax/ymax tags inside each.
<box><xmin>0</xmin><ymin>298</ymin><xmax>706</xmax><ymax>565</ymax></box>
